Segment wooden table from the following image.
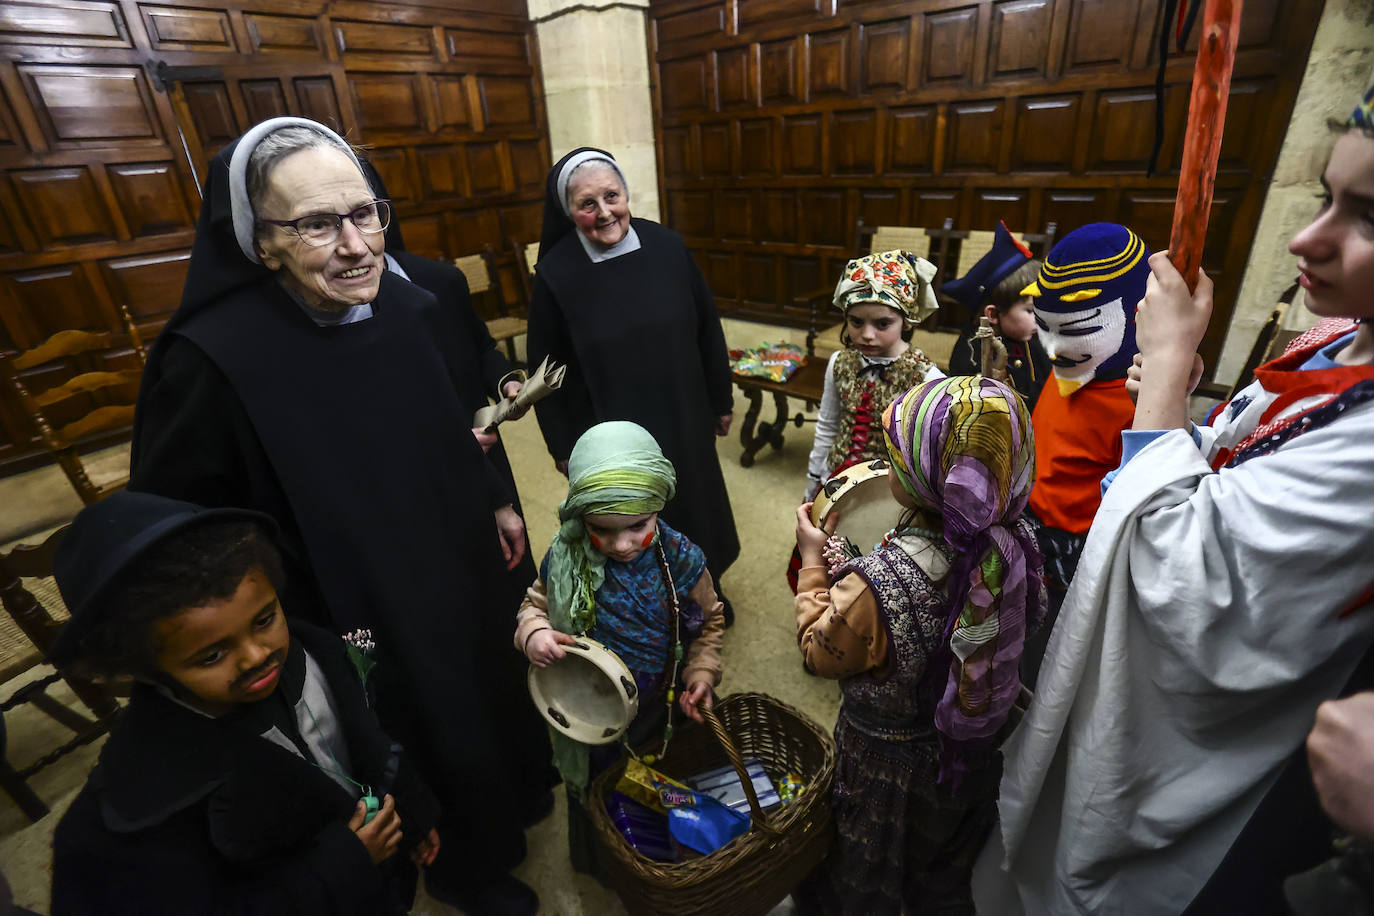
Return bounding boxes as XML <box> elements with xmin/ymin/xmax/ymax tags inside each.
<box><xmin>731</xmin><ymin>357</ymin><xmax>828</xmax><ymax>467</ymax></box>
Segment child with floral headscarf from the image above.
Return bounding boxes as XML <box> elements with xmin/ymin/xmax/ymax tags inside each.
<box><xmin>804</xmin><ymin>249</ymin><xmax>945</xmax><ymax>502</ymax></box>
<box><xmin>793</xmin><ymin>375</ymin><xmax>1044</xmax><ymax>916</ymax></box>
<box><xmin>514</xmin><ymin>420</ymin><xmax>725</xmax><ymax>878</ymax></box>
<box><xmin>791</xmin><ymin>250</ymin><xmax>945</xmax><ymax>594</ymax></box>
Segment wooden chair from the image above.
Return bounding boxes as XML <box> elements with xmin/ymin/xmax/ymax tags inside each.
<box><xmin>0</xmin><ymin>304</ymin><xmax>145</xmax><ymax>505</ymax></box>
<box><xmin>1</xmin><ymin>526</ymin><xmax>121</xmax><ymax>821</ymax></box>
<box><xmin>510</xmin><ymin>239</ymin><xmax>542</xmax><ymax>305</ymax></box>
<box><xmin>454</xmin><ymin>244</ymin><xmax>526</xmax><ymax>364</ymax></box>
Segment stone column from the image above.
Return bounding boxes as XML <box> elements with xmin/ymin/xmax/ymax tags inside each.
<box><xmin>1213</xmin><ymin>0</ymin><xmax>1374</xmax><ymax>384</ymax></box>
<box><xmin>529</xmin><ymin>0</ymin><xmax>661</xmax><ymax>222</ymax></box>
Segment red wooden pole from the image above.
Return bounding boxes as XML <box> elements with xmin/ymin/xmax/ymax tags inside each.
<box><xmin>1169</xmin><ymin>0</ymin><xmax>1244</xmax><ymax>292</ymax></box>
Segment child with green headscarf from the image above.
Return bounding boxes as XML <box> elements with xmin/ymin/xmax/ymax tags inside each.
<box><xmin>514</xmin><ymin>420</ymin><xmax>726</xmax><ymax>877</ymax></box>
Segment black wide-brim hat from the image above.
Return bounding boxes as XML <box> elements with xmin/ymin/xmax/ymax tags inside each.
<box><xmin>48</xmin><ymin>490</ymin><xmax>277</xmax><ymax>666</ymax></box>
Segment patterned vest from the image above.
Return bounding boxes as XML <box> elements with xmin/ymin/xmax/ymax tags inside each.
<box><xmin>827</xmin><ymin>347</ymin><xmax>937</xmax><ymax>473</ymax></box>
<box><xmin>835</xmin><ymin>535</ymin><xmax>952</xmax><ymax>740</ymax></box>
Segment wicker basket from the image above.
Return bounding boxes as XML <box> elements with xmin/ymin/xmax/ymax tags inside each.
<box><xmin>588</xmin><ymin>692</ymin><xmax>836</xmax><ymax>916</ymax></box>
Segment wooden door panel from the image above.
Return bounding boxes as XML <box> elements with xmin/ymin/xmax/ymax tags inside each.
<box><xmin>923</xmin><ymin>7</ymin><xmax>979</xmax><ymax>85</ymax></box>
<box><xmin>807</xmin><ymin>29</ymin><xmax>849</xmax><ymax>98</ymax></box>
<box><xmin>243</xmin><ymin>12</ymin><xmax>322</xmax><ymax>54</ymax></box>
<box><xmin>20</xmin><ymin>64</ymin><xmax>163</xmax><ymax>147</ymax></box>
<box><xmin>12</xmin><ymin>168</ymin><xmax>118</xmax><ymax>249</ymax></box>
<box><xmin>431</xmin><ymin>75</ymin><xmax>471</xmax><ymax>129</ymax></box>
<box><xmin>758</xmin><ymin>190</ymin><xmax>797</xmax><ymax>244</ymax></box>
<box><xmin>1012</xmin><ymin>96</ymin><xmax>1079</xmax><ymax>172</ymax></box>
<box><xmin>700</xmin><ymin>121</ymin><xmax>731</xmax><ymax>175</ymax></box>
<box><xmin>106</xmin><ymin>162</ymin><xmax>194</xmax><ymax>238</ymax></box>
<box><xmin>140</xmin><ymin>6</ymin><xmax>237</xmax><ymax>53</ymax></box>
<box><xmin>716</xmin><ymin>47</ymin><xmax>752</xmax><ymax>109</ymax></box>
<box><xmin>739</xmin><ymin>118</ymin><xmax>774</xmax><ymax>177</ymax></box>
<box><xmin>240</xmin><ymin>79</ymin><xmax>289</xmax><ymax>124</ymax></box>
<box><xmin>860</xmin><ymin>19</ymin><xmax>909</xmax><ymax>94</ymax></box>
<box><xmin>782</xmin><ymin>115</ymin><xmax>822</xmax><ymax>175</ymax></box>
<box><xmin>658</xmin><ymin>5</ymin><xmax>725</xmax><ymax>45</ymax></box>
<box><xmin>100</xmin><ymin>250</ymin><xmax>190</xmax><ymax>328</ymax></box>
<box><xmin>0</xmin><ymin>1</ymin><xmax>132</xmax><ymax>49</ymax></box>
<box><xmin>349</xmin><ymin>73</ymin><xmax>425</xmax><ymax>132</ymax></box>
<box><xmin>830</xmin><ymin>109</ymin><xmax>878</xmax><ymax>176</ymax></box>
<box><xmin>946</xmin><ymin>101</ymin><xmax>1004</xmax><ymax>173</ymax></box>
<box><xmin>886</xmin><ymin>106</ymin><xmax>936</xmax><ymax>175</ymax></box>
<box><xmin>759</xmin><ymin>38</ymin><xmax>798</xmax><ymax>104</ymax></box>
<box><xmin>990</xmin><ymin>0</ymin><xmax>1053</xmax><ymax>81</ymax></box>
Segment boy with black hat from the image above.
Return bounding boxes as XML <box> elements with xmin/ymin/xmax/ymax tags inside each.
<box><xmin>47</xmin><ymin>491</ymin><xmax>439</xmax><ymax>915</ymax></box>
<box><xmin>944</xmin><ymin>221</ymin><xmax>1051</xmax><ymax>410</ymax></box>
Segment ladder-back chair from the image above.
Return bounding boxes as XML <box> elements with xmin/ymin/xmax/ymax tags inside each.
<box><xmin>1</xmin><ymin>526</ymin><xmax>121</xmax><ymax>820</ymax></box>
<box><xmin>0</xmin><ymin>304</ymin><xmax>145</xmax><ymax>505</ymax></box>
<box><xmin>455</xmin><ymin>245</ymin><xmax>526</xmax><ymax>363</ymax></box>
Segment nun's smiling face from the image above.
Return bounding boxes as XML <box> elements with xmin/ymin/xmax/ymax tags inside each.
<box><xmin>567</xmin><ymin>163</ymin><xmax>631</xmax><ymax>249</ymax></box>
<box><xmin>253</xmin><ymin>147</ymin><xmax>384</xmax><ymax>311</ymax></box>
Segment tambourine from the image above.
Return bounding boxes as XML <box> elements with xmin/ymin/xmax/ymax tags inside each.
<box><xmin>528</xmin><ymin>635</ymin><xmax>639</xmax><ymax>745</ymax></box>
<box><xmin>811</xmin><ymin>458</ymin><xmax>900</xmax><ymax>556</ymax></box>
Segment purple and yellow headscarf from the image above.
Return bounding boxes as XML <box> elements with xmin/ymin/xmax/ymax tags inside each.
<box><xmin>883</xmin><ymin>375</ymin><xmax>1041</xmax><ymax>781</ymax></box>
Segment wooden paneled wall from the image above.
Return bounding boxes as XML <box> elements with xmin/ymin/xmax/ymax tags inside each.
<box><xmin>0</xmin><ymin>0</ymin><xmax>545</xmax><ymax>474</ymax></box>
<box><xmin>648</xmin><ymin>0</ymin><xmax>1322</xmax><ymax>364</ymax></box>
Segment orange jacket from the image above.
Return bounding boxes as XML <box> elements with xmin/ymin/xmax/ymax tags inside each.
<box><xmin>1028</xmin><ymin>374</ymin><xmax>1135</xmax><ymax>534</ymax></box>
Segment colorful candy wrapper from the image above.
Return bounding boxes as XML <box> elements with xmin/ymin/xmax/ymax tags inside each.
<box><xmin>779</xmin><ymin>773</ymin><xmax>807</xmax><ymax>804</ymax></box>
<box><xmin>616</xmin><ymin>758</ymin><xmax>690</xmax><ymax>815</ymax></box>
<box><xmin>654</xmin><ymin>776</ymin><xmax>750</xmax><ymax>855</ymax></box>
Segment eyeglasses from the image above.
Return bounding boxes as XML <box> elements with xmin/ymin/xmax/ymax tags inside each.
<box><xmin>258</xmin><ymin>199</ymin><xmax>392</xmax><ymax>247</ymax></box>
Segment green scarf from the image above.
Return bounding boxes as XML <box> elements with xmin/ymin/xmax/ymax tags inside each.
<box><xmin>544</xmin><ymin>421</ymin><xmax>676</xmax><ymax>792</ymax></box>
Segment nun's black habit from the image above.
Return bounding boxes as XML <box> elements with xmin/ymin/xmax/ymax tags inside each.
<box><xmin>363</xmin><ymin>157</ymin><xmax>541</xmax><ymax>606</ymax></box>
<box><xmin>128</xmin><ymin>121</ymin><xmax>553</xmax><ymax>899</ymax></box>
<box><xmin>526</xmin><ymin>147</ymin><xmax>740</xmax><ymax>578</ymax></box>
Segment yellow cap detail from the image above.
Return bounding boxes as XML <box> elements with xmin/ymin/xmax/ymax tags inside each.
<box><xmin>1056</xmin><ymin>375</ymin><xmax>1086</xmax><ymax>397</ymax></box>
<box><xmin>1059</xmin><ymin>288</ymin><xmax>1102</xmax><ymax>302</ymax></box>
<box><xmin>1021</xmin><ymin>280</ymin><xmax>1042</xmax><ymax>297</ymax></box>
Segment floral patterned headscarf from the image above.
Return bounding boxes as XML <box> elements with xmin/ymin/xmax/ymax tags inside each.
<box><xmin>883</xmin><ymin>375</ymin><xmax>1042</xmax><ymax>783</ymax></box>
<box><xmin>832</xmin><ymin>248</ymin><xmax>940</xmax><ymax>326</ymax></box>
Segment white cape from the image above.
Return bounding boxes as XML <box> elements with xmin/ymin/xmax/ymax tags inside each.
<box><xmin>974</xmin><ymin>384</ymin><xmax>1374</xmax><ymax>915</ymax></box>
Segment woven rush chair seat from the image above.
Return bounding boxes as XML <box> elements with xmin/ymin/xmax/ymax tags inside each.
<box><xmin>455</xmin><ymin>246</ymin><xmax>527</xmax><ymax>363</ymax></box>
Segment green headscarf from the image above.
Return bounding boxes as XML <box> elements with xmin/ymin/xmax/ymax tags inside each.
<box><xmin>544</xmin><ymin>421</ymin><xmax>676</xmax><ymax>792</ymax></box>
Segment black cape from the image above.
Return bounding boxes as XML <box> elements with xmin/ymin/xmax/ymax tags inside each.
<box><xmin>527</xmin><ymin>150</ymin><xmax>739</xmax><ymax>575</ymax></box>
<box><xmin>129</xmin><ymin>135</ymin><xmax>552</xmax><ymax>889</ymax></box>
<box><xmin>51</xmin><ymin>621</ymin><xmax>438</xmax><ymax>916</ymax></box>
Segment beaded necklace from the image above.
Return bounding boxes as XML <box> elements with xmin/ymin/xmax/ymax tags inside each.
<box><xmin>623</xmin><ymin>536</ymin><xmax>682</xmax><ymax>766</ymax></box>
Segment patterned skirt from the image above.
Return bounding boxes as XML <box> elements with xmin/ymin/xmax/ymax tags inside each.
<box><xmin>798</xmin><ymin>714</ymin><xmax>1001</xmax><ymax>916</ymax></box>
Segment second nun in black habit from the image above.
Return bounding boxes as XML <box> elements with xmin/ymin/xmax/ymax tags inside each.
<box><xmin>526</xmin><ymin>147</ymin><xmax>741</xmax><ymax>612</ymax></box>
<box><xmin>128</xmin><ymin>117</ymin><xmax>552</xmax><ymax>916</ymax></box>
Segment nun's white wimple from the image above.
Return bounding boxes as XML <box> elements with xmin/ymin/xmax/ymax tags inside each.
<box><xmin>227</xmin><ymin>117</ymin><xmax>362</xmax><ymax>264</ymax></box>
<box><xmin>556</xmin><ymin>152</ymin><xmax>628</xmax><ymax>219</ymax></box>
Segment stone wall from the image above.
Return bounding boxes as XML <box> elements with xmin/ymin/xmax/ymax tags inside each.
<box><xmin>1214</xmin><ymin>0</ymin><xmax>1374</xmax><ymax>383</ymax></box>
<box><xmin>531</xmin><ymin>0</ymin><xmax>662</xmax><ymax>222</ymax></box>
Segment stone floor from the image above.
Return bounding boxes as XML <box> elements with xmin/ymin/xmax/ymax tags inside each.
<box><xmin>0</xmin><ymin>318</ymin><xmax>837</xmax><ymax>915</ymax></box>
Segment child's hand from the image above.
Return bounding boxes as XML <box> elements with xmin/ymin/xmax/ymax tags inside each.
<box><xmin>795</xmin><ymin>502</ymin><xmax>836</xmax><ymax>567</ymax></box>
<box><xmin>525</xmin><ymin>628</ymin><xmax>578</xmax><ymax>667</ymax></box>
<box><xmin>679</xmin><ymin>681</ymin><xmax>713</xmax><ymax>724</ymax></box>
<box><xmin>349</xmin><ymin>794</ymin><xmax>402</xmax><ymax>864</ymax></box>
<box><xmin>470</xmin><ymin>427</ymin><xmax>498</xmax><ymax>453</ymax></box>
<box><xmin>410</xmin><ymin>827</ymin><xmax>441</xmax><ymax>866</ymax></box>
<box><xmin>1137</xmin><ymin>251</ymin><xmax>1214</xmax><ymax>365</ymax></box>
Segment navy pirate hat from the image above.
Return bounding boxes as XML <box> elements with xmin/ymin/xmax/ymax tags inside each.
<box><xmin>941</xmin><ymin>221</ymin><xmax>1035</xmax><ymax>311</ymax></box>
<box><xmin>49</xmin><ymin>491</ymin><xmax>277</xmax><ymax>666</ymax></box>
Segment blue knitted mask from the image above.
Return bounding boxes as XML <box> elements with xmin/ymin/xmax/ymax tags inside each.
<box><xmin>1023</xmin><ymin>223</ymin><xmax>1149</xmax><ymax>396</ymax></box>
